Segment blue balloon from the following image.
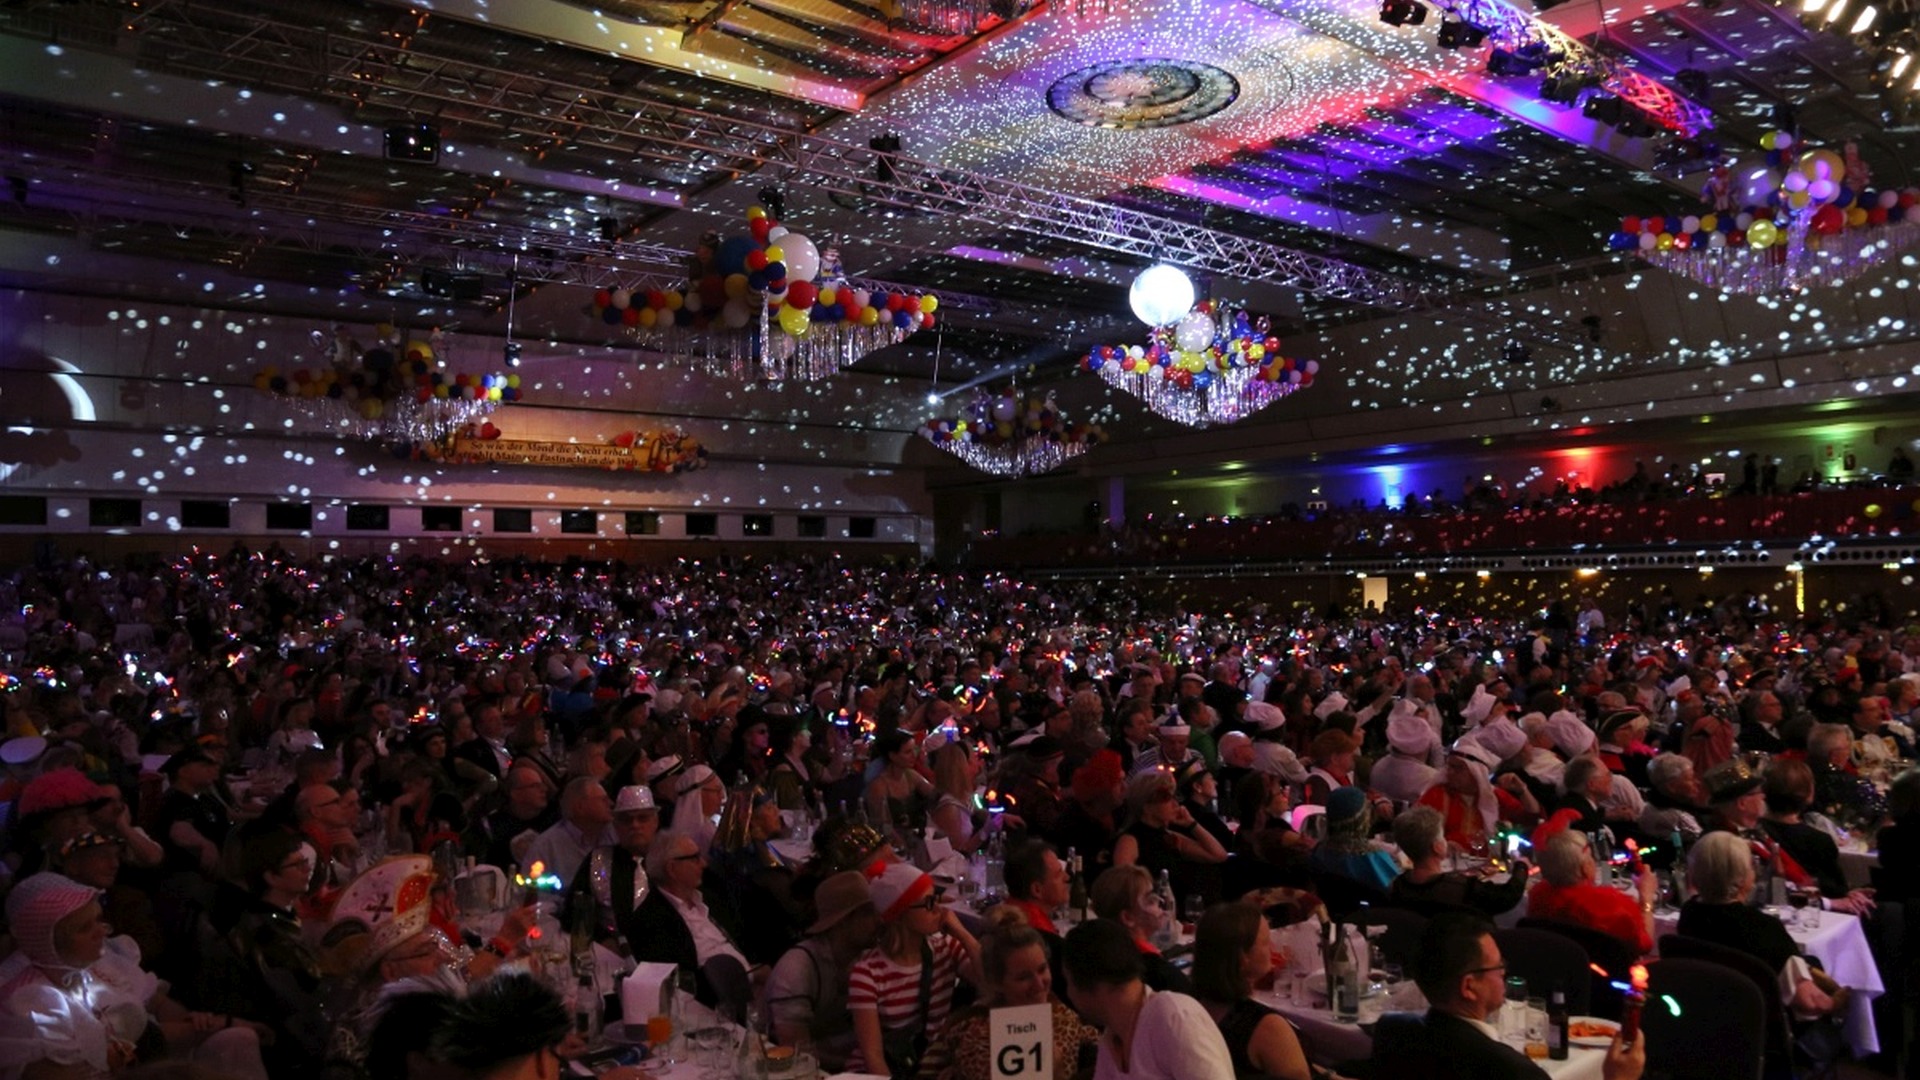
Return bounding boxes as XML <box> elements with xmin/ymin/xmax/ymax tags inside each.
<box><xmin>764</xmin><ymin>262</ymin><xmax>786</xmax><ymax>281</ymax></box>
<box><xmin>747</xmin><ymin>269</ymin><xmax>768</xmax><ymax>291</ymax></box>
<box><xmin>603</xmin><ymin>306</ymin><xmax>622</xmax><ymax>325</ymax></box>
<box><xmin>717</xmin><ymin>236</ymin><xmax>755</xmax><ymax>276</ymax></box>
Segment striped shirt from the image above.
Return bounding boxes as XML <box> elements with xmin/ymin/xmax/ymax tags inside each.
<box><xmin>845</xmin><ymin>932</ymin><xmax>968</xmax><ymax>1072</ymax></box>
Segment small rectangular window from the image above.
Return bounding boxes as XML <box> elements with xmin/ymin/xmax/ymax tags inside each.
<box><xmin>560</xmin><ymin>510</ymin><xmax>598</xmax><ymax>535</ymax></box>
<box><xmin>421</xmin><ymin>506</ymin><xmax>462</xmax><ymax>532</ymax></box>
<box><xmin>625</xmin><ymin>511</ymin><xmax>660</xmax><ymax>536</ymax></box>
<box><xmin>179</xmin><ymin>501</ymin><xmax>231</xmax><ymax>529</ymax></box>
<box><xmin>797</xmin><ymin>515</ymin><xmax>827</xmax><ymax>538</ymax></box>
<box><xmin>90</xmin><ymin>498</ymin><xmax>142</xmax><ymax>528</ymax></box>
<box><xmin>685</xmin><ymin>512</ymin><xmax>718</xmax><ymax>537</ymax></box>
<box><xmin>265</xmin><ymin>503</ymin><xmax>313</xmax><ymax>531</ymax></box>
<box><xmin>742</xmin><ymin>514</ymin><xmax>774</xmax><ymax>537</ymax></box>
<box><xmin>494</xmin><ymin>508</ymin><xmax>533</xmax><ymax>533</ymax></box>
<box><xmin>346</xmin><ymin>505</ymin><xmax>390</xmax><ymax>531</ymax></box>
<box><xmin>0</xmin><ymin>496</ymin><xmax>49</xmax><ymax>526</ymax></box>
<box><xmin>848</xmin><ymin>516</ymin><xmax>877</xmax><ymax>539</ymax></box>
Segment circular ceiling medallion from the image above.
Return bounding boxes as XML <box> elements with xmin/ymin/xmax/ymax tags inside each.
<box><xmin>1046</xmin><ymin>59</ymin><xmax>1241</xmax><ymax>131</ymax></box>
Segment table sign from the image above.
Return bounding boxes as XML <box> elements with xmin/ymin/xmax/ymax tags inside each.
<box><xmin>990</xmin><ymin>1003</ymin><xmax>1053</xmax><ymax>1080</ymax></box>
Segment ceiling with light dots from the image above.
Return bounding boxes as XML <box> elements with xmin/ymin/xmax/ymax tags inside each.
<box><xmin>2</xmin><ymin>0</ymin><xmax>1919</xmax><ymax>486</ymax></box>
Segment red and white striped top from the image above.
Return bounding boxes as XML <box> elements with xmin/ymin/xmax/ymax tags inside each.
<box><xmin>845</xmin><ymin>932</ymin><xmax>969</xmax><ymax>1072</ymax></box>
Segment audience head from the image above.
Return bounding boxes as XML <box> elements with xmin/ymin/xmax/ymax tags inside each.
<box><xmin>1647</xmin><ymin>753</ymin><xmax>1702</xmax><ymax>805</ymax></box>
<box><xmin>1687</xmin><ymin>830</ymin><xmax>1756</xmax><ymax>904</ymax></box>
<box><xmin>1191</xmin><ymin>900</ymin><xmax>1270</xmax><ymax>1005</ymax></box>
<box><xmin>1808</xmin><ymin>723</ymin><xmax>1854</xmax><ymax>769</ymax></box>
<box><xmin>805</xmin><ymin>869</ymin><xmax>879</xmax><ymax>946</ymax></box>
<box><xmin>6</xmin><ymin>871</ymin><xmax>106</xmax><ymax>970</ymax></box>
<box><xmin>1125</xmin><ymin>769</ymin><xmax>1178</xmax><ymax>827</ymax></box>
<box><xmin>1537</xmin><ymin>828</ymin><xmax>1594</xmax><ymax>887</ymax></box>
<box><xmin>427</xmin><ymin>971</ymin><xmax>572</xmax><ymax>1080</ymax></box>
<box><xmin>504</xmin><ymin>764</ymin><xmax>552</xmax><ymax>819</ymax></box>
<box><xmin>558</xmin><ymin>775</ymin><xmax>613</xmax><ymax>830</ymax></box>
<box><xmin>1562</xmin><ymin>755</ymin><xmax>1609</xmax><ymax>800</ymax></box>
<box><xmin>1392</xmin><ymin>805</ymin><xmax>1447</xmax><ymax>865</ymax></box>
<box><xmin>1089</xmin><ymin>864</ymin><xmax>1159</xmax><ymax>942</ymax></box>
<box><xmin>1061</xmin><ymin>919</ymin><xmax>1145</xmax><ymax>1022</ymax></box>
<box><xmin>1762</xmin><ymin>758</ymin><xmax>1815</xmax><ymax>815</ymax></box>
<box><xmin>979</xmin><ymin>905</ymin><xmax>1052</xmax><ymax>1008</ymax></box>
<box><xmin>1702</xmin><ymin>759</ymin><xmax>1764</xmax><ymax>828</ymax></box>
<box><xmin>1412</xmin><ymin>911</ymin><xmax>1505</xmax><ymax>1020</ymax></box>
<box><xmin>612</xmin><ymin>785</ymin><xmax>660</xmax><ymax>855</ymax></box>
<box><xmin>644</xmin><ymin>830</ymin><xmax>707</xmax><ymax>896</ymax></box>
<box><xmin>48</xmin><ymin>831</ymin><xmax>123</xmax><ymax>890</ymax></box>
<box><xmin>1005</xmin><ymin>839</ymin><xmax>1070</xmax><ymax>911</ymax></box>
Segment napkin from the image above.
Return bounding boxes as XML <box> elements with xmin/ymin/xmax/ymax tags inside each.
<box><xmin>621</xmin><ymin>963</ymin><xmax>678</xmax><ymax>1023</ymax></box>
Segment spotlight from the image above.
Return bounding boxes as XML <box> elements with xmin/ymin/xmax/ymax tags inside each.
<box><xmin>1380</xmin><ymin>0</ymin><xmax>1428</xmax><ymax>24</ymax></box>
<box><xmin>596</xmin><ymin>216</ymin><xmax>621</xmax><ymax>242</ymax></box>
<box><xmin>1850</xmin><ymin>4</ymin><xmax>1879</xmax><ymax>32</ymax></box>
<box><xmin>1487</xmin><ymin>48</ymin><xmax>1534</xmax><ymax>76</ymax></box>
<box><xmin>383</xmin><ymin>123</ymin><xmax>440</xmax><ymax>164</ymax></box>
<box><xmin>870</xmin><ymin>134</ymin><xmax>902</xmax><ymax>185</ymax></box>
<box><xmin>757</xmin><ymin>186</ymin><xmax>785</xmax><ymax>220</ymax></box>
<box><xmin>1615</xmin><ymin>112</ymin><xmax>1660</xmax><ymax>138</ymax></box>
<box><xmin>1540</xmin><ymin>71</ymin><xmax>1593</xmax><ymax>104</ymax></box>
<box><xmin>1436</xmin><ymin>16</ymin><xmax>1487</xmax><ymax>47</ymax></box>
<box><xmin>1582</xmin><ymin>94</ymin><xmax>1625</xmax><ymax>125</ymax></box>
<box><xmin>503</xmin><ymin>342</ymin><xmax>522</xmax><ymax>368</ymax></box>
<box><xmin>1892</xmin><ymin>52</ymin><xmax>1914</xmax><ymax>80</ymax></box>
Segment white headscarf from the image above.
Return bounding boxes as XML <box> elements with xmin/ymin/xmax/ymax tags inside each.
<box><xmin>672</xmin><ymin>765</ymin><xmax>720</xmax><ymax>852</ymax></box>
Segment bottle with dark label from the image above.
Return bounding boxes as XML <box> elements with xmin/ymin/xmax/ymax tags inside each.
<box><xmin>1547</xmin><ymin>987</ymin><xmax>1569</xmax><ymax>1061</ymax></box>
<box><xmin>1066</xmin><ymin>847</ymin><xmax>1089</xmax><ymax>922</ymax></box>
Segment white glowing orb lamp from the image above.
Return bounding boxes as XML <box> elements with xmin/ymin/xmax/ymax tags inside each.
<box><xmin>1129</xmin><ymin>264</ymin><xmax>1196</xmax><ymax>327</ymax></box>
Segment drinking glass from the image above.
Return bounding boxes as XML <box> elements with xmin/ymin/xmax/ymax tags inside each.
<box><xmin>1289</xmin><ymin>968</ymin><xmax>1312</xmax><ymax>1007</ymax></box>
<box><xmin>1787</xmin><ymin>888</ymin><xmax>1812</xmax><ymax>928</ymax></box>
<box><xmin>1523</xmin><ymin>998</ymin><xmax>1549</xmax><ymax>1060</ymax></box>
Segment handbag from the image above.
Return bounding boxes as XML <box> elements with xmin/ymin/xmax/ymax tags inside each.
<box><xmin>880</xmin><ymin>940</ymin><xmax>936</xmax><ymax>1080</ymax></box>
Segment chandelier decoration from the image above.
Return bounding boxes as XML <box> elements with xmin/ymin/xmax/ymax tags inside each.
<box><xmin>1608</xmin><ymin>132</ymin><xmax>1920</xmax><ymax>295</ymax></box>
<box><xmin>252</xmin><ymin>326</ymin><xmax>514</xmax><ymax>444</ymax></box>
<box><xmin>919</xmin><ymin>389</ymin><xmax>1106</xmax><ymax>477</ymax></box>
<box><xmin>1083</xmin><ymin>300</ymin><xmax>1316</xmax><ymax>427</ymax></box>
<box><xmin>588</xmin><ymin>205</ymin><xmax>939</xmax><ymax>383</ymax></box>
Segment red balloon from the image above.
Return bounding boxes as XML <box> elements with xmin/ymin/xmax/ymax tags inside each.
<box><xmin>1869</xmin><ymin>207</ymin><xmax>1889</xmax><ymax>225</ymax></box>
<box><xmin>746</xmin><ymin>250</ymin><xmax>769</xmax><ymax>272</ymax></box>
<box><xmin>1622</xmin><ymin>216</ymin><xmax>1642</xmax><ymax>234</ymax></box>
<box><xmin>621</xmin><ymin>307</ymin><xmax>641</xmax><ymax>326</ymax></box>
<box><xmin>1812</xmin><ymin>204</ymin><xmax>1844</xmax><ymax>235</ymax></box>
<box><xmin>647</xmin><ymin>289</ymin><xmax>668</xmax><ymax>310</ymax></box>
<box><xmin>750</xmin><ymin>218</ymin><xmax>772</xmax><ymax>243</ymax></box>
<box><xmin>786</xmin><ymin>281</ymin><xmax>817</xmax><ymax>309</ymax></box>
<box><xmin>886</xmin><ymin>294</ymin><xmax>906</xmax><ymax>312</ymax></box>
<box><xmin>594</xmin><ymin>289</ymin><xmax>613</xmax><ymax>308</ymax></box>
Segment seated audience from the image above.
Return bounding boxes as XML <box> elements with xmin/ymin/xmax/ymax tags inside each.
<box><xmin>1060</xmin><ymin>919</ymin><xmax>1234</xmax><ymax>1080</ymax></box>
<box><xmin>1307</xmin><ymin>786</ymin><xmax>1401</xmax><ymax>895</ymax></box>
<box><xmin>1677</xmin><ymin>832</ymin><xmax>1850</xmax><ymax>1021</ymax></box>
<box><xmin>916</xmin><ymin>906</ymin><xmax>1097</xmax><ymax>1080</ymax></box>
<box><xmin>849</xmin><ymin>861</ymin><xmax>981</xmax><ymax>1078</ymax></box>
<box><xmin>767</xmin><ymin>870</ymin><xmax>881</xmax><ymax>1073</ymax></box>
<box><xmin>1370</xmin><ymin>910</ymin><xmax>1644</xmax><ymax>1080</ymax></box>
<box><xmin>625</xmin><ymin>829</ymin><xmax>756</xmax><ymax>1020</ymax></box>
<box><xmin>1524</xmin><ymin>828</ymin><xmax>1655</xmax><ymax>957</ymax></box>
<box><xmin>1388</xmin><ymin>805</ymin><xmax>1527</xmax><ymax>917</ymax></box>
<box><xmin>1757</xmin><ymin>758</ymin><xmax>1876</xmax><ymax>914</ymax></box>
<box><xmin>1190</xmin><ymin>900</ymin><xmax>1312</xmax><ymax>1080</ymax></box>
<box><xmin>1090</xmin><ymin>865</ymin><xmax>1193</xmax><ymax>995</ymax></box>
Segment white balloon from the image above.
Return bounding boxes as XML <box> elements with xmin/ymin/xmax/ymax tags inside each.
<box><xmin>780</xmin><ymin>233</ymin><xmax>821</xmax><ymax>282</ymax></box>
<box><xmin>1175</xmin><ymin>310</ymin><xmax>1214</xmax><ymax>352</ymax></box>
<box><xmin>992</xmin><ymin>398</ymin><xmax>1018</xmax><ymax>423</ymax></box>
<box><xmin>1129</xmin><ymin>264</ymin><xmax>1195</xmax><ymax>326</ymax></box>
<box><xmin>1706</xmin><ymin>231</ymin><xmax>1727</xmax><ymax>249</ymax></box>
<box><xmin>610</xmin><ymin>287</ymin><xmax>632</xmax><ymax>310</ymax></box>
<box><xmin>721</xmin><ymin>299</ymin><xmax>751</xmax><ymax>328</ymax></box>
<box><xmin>767</xmin><ymin>226</ymin><xmax>789</xmax><ymax>241</ymax></box>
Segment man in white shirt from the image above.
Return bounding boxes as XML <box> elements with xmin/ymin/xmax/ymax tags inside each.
<box><xmin>521</xmin><ymin>776</ymin><xmax>615</xmax><ymax>888</ymax></box>
<box><xmin>626</xmin><ymin>830</ymin><xmax>755</xmax><ymax>1020</ymax></box>
<box><xmin>1062</xmin><ymin>919</ymin><xmax>1233</xmax><ymax>1080</ymax></box>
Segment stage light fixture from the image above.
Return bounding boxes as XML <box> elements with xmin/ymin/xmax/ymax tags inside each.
<box><xmin>1540</xmin><ymin>72</ymin><xmax>1588</xmax><ymax>104</ymax></box>
<box><xmin>384</xmin><ymin>123</ymin><xmax>441</xmax><ymax>164</ymax></box>
<box><xmin>1851</xmin><ymin>5</ymin><xmax>1879</xmax><ymax>32</ymax></box>
<box><xmin>1582</xmin><ymin>94</ymin><xmax>1625</xmax><ymax>125</ymax></box>
<box><xmin>1674</xmin><ymin>68</ymin><xmax>1711</xmax><ymax>101</ymax></box>
<box><xmin>1436</xmin><ymin>16</ymin><xmax>1488</xmax><ymax>47</ymax></box>
<box><xmin>1615</xmin><ymin>112</ymin><xmax>1660</xmax><ymax>138</ymax></box>
<box><xmin>1379</xmin><ymin>0</ymin><xmax>1428</xmax><ymax>26</ymax></box>
<box><xmin>1487</xmin><ymin>48</ymin><xmax>1533</xmax><ymax>76</ymax></box>
<box><xmin>870</xmin><ymin>134</ymin><xmax>902</xmax><ymax>184</ymax></box>
<box><xmin>1892</xmin><ymin>52</ymin><xmax>1914</xmax><ymax>80</ymax></box>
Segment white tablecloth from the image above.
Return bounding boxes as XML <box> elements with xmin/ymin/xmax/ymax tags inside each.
<box><xmin>1257</xmin><ymin>986</ymin><xmax>1606</xmax><ymax>1080</ymax></box>
<box><xmin>1838</xmin><ymin>846</ymin><xmax>1880</xmax><ymax>890</ymax></box>
<box><xmin>1653</xmin><ymin>908</ymin><xmax>1884</xmax><ymax>1057</ymax></box>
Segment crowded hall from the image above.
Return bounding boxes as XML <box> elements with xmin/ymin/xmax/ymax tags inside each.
<box><xmin>5</xmin><ymin>0</ymin><xmax>1920</xmax><ymax>1078</ymax></box>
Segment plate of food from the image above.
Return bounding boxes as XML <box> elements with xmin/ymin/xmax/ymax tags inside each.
<box><xmin>1568</xmin><ymin>1018</ymin><xmax>1620</xmax><ymax>1049</ymax></box>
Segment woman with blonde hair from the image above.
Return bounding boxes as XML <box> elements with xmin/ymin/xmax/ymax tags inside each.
<box><xmin>927</xmin><ymin>736</ymin><xmax>1011</xmax><ymax>857</ymax></box>
<box><xmin>914</xmin><ymin>906</ymin><xmax>1096</xmax><ymax>1080</ymax></box>
<box><xmin>849</xmin><ymin>863</ymin><xmax>981</xmax><ymax>1079</ymax></box>
<box><xmin>1089</xmin><ymin>865</ymin><xmax>1192</xmax><ymax>995</ymax></box>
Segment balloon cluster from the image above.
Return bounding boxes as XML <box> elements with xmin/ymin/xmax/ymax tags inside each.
<box><xmin>1080</xmin><ymin>302</ymin><xmax>1319</xmax><ymax>389</ymax></box>
<box><xmin>1606</xmin><ymin>133</ymin><xmax>1918</xmax><ymax>254</ymax></box>
<box><xmin>252</xmin><ymin>326</ymin><xmax>518</xmax><ymax>420</ymax></box>
<box><xmin>587</xmin><ymin>206</ymin><xmax>939</xmax><ymax>340</ymax></box>
<box><xmin>918</xmin><ymin>390</ymin><xmax>1105</xmax><ymax>448</ymax></box>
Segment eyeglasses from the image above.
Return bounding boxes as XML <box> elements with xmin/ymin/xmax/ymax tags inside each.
<box><xmin>671</xmin><ymin>852</ymin><xmax>705</xmax><ymax>863</ymax></box>
<box><xmin>1464</xmin><ymin>963</ymin><xmax>1508</xmax><ymax>977</ymax></box>
<box><xmin>909</xmin><ymin>896</ymin><xmax>941</xmax><ymax>911</ymax></box>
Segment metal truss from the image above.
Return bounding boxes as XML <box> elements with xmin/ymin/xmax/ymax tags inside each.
<box><xmin>5</xmin><ymin>0</ymin><xmax>1447</xmax><ymax>313</ymax></box>
<box><xmin>0</xmin><ymin>149</ymin><xmax>1023</xmax><ymax>318</ymax></box>
<box><xmin>1451</xmin><ymin>0</ymin><xmax>1714</xmax><ymax>136</ymax></box>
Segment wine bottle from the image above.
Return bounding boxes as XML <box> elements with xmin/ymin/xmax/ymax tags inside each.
<box><xmin>1547</xmin><ymin>988</ymin><xmax>1569</xmax><ymax>1061</ymax></box>
<box><xmin>1066</xmin><ymin>847</ymin><xmax>1089</xmax><ymax>922</ymax></box>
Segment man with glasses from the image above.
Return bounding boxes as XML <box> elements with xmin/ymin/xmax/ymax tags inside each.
<box><xmin>626</xmin><ymin>830</ymin><xmax>756</xmax><ymax>1021</ymax></box>
<box><xmin>467</xmin><ymin>762</ymin><xmax>557</xmax><ymax>871</ymax></box>
<box><xmin>1370</xmin><ymin>912</ymin><xmax>1645</xmax><ymax>1080</ymax></box>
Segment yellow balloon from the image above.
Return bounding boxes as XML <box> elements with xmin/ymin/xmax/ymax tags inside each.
<box><xmin>506</xmin><ymin>374</ymin><xmax>521</xmax><ymax>389</ymax></box>
<box><xmin>638</xmin><ymin>308</ymin><xmax>657</xmax><ymax>328</ymax></box>
<box><xmin>746</xmin><ymin>206</ymin><xmax>766</xmax><ymax>220</ymax></box>
<box><xmin>1787</xmin><ymin>190</ymin><xmax>1812</xmax><ymax>210</ymax></box>
<box><xmin>488</xmin><ymin>387</ymin><xmax>502</xmax><ymax>402</ymax></box>
<box><xmin>919</xmin><ymin>295</ymin><xmax>938</xmax><ymax>314</ymax></box>
<box><xmin>763</xmin><ymin>245</ymin><xmax>786</xmax><ymax>264</ymax></box>
<box><xmin>1699</xmin><ymin>214</ymin><xmax>1718</xmax><ymax>232</ymax></box>
<box><xmin>860</xmin><ymin>306</ymin><xmax>880</xmax><ymax>327</ymax></box>
<box><xmin>1747</xmin><ymin>220</ymin><xmax>1777</xmax><ymax>248</ymax></box>
<box><xmin>664</xmin><ymin>290</ymin><xmax>684</xmax><ymax>311</ymax></box>
<box><xmin>1865</xmin><ymin>503</ymin><xmax>1883</xmax><ymax>519</ymax></box>
<box><xmin>776</xmin><ymin>304</ymin><xmax>811</xmax><ymax>337</ymax></box>
<box><xmin>433</xmin><ymin>384</ymin><xmax>449</xmax><ymax>399</ymax></box>
<box><xmin>1798</xmin><ymin>149</ymin><xmax>1845</xmax><ymax>182</ymax></box>
<box><xmin>1656</xmin><ymin>232</ymin><xmax>1674</xmax><ymax>251</ymax></box>
<box><xmin>1847</xmin><ymin>207</ymin><xmax>1868</xmax><ymax>227</ymax></box>
<box><xmin>817</xmin><ymin>286</ymin><xmax>837</xmax><ymax>306</ymax></box>
<box><xmin>724</xmin><ymin>274</ymin><xmax>749</xmax><ymax>299</ymax></box>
